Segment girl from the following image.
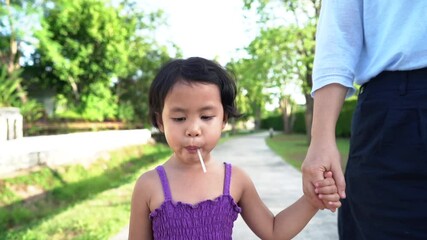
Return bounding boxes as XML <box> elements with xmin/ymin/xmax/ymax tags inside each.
<box><xmin>129</xmin><ymin>57</ymin><xmax>341</xmax><ymax>240</ymax></box>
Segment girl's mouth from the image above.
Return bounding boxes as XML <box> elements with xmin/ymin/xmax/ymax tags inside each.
<box><xmin>185</xmin><ymin>146</ymin><xmax>199</xmax><ymax>153</ymax></box>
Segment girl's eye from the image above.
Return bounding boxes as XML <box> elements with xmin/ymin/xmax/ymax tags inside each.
<box><xmin>201</xmin><ymin>116</ymin><xmax>214</xmax><ymax>120</ymax></box>
<box><xmin>172</xmin><ymin>117</ymin><xmax>185</xmax><ymax>122</ymax></box>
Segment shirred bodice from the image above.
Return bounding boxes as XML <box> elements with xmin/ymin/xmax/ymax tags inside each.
<box><xmin>150</xmin><ymin>163</ymin><xmax>241</xmax><ymax>240</ymax></box>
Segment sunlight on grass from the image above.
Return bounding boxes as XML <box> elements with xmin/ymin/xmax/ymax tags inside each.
<box><xmin>1</xmin><ymin>144</ymin><xmax>171</xmax><ymax>240</ymax></box>
<box><xmin>265</xmin><ymin>134</ymin><xmax>349</xmax><ymax>170</ymax></box>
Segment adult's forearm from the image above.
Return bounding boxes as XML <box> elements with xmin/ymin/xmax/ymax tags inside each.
<box><xmin>305</xmin><ymin>83</ymin><xmax>348</xmax><ymax>200</ymax></box>
<box><xmin>311</xmin><ymin>84</ymin><xmax>347</xmax><ymax>143</ymax></box>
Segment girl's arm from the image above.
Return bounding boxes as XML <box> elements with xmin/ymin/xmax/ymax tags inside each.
<box><xmin>128</xmin><ymin>174</ymin><xmax>154</xmax><ymax>240</ymax></box>
<box><xmin>236</xmin><ymin>167</ymin><xmax>338</xmax><ymax>240</ymax></box>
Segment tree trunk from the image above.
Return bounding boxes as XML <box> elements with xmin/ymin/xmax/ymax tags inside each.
<box><xmin>254</xmin><ymin>106</ymin><xmax>262</xmax><ymax>130</ymax></box>
<box><xmin>281</xmin><ymin>97</ymin><xmax>293</xmax><ymax>134</ymax></box>
<box><xmin>230</xmin><ymin>118</ymin><xmax>237</xmax><ymax>135</ymax></box>
<box><xmin>5</xmin><ymin>0</ymin><xmax>27</xmax><ymax>104</ymax></box>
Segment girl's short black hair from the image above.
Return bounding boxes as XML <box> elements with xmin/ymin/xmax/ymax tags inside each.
<box><xmin>149</xmin><ymin>57</ymin><xmax>240</xmax><ymax>128</ymax></box>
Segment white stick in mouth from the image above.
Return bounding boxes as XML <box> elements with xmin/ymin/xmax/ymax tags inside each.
<box><xmin>197</xmin><ymin>148</ymin><xmax>207</xmax><ymax>173</ymax></box>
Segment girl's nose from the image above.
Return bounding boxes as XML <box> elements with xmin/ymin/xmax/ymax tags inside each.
<box><xmin>186</xmin><ymin>124</ymin><xmax>201</xmax><ymax>137</ymax></box>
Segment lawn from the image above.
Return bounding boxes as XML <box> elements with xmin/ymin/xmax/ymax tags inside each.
<box><xmin>0</xmin><ymin>144</ymin><xmax>171</xmax><ymax>240</ymax></box>
<box><xmin>265</xmin><ymin>133</ymin><xmax>350</xmax><ymax>170</ymax></box>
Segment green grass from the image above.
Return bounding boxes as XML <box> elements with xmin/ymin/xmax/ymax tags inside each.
<box><xmin>265</xmin><ymin>133</ymin><xmax>350</xmax><ymax>170</ymax></box>
<box><xmin>0</xmin><ymin>143</ymin><xmax>172</xmax><ymax>240</ymax></box>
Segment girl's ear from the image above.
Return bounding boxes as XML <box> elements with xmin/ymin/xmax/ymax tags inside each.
<box><xmin>156</xmin><ymin>113</ymin><xmax>164</xmax><ymax>132</ymax></box>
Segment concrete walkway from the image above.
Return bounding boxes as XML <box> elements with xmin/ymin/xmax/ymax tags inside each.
<box><xmin>111</xmin><ymin>132</ymin><xmax>338</xmax><ymax>240</ymax></box>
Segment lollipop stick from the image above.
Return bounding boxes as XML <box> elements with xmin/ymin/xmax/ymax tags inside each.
<box><xmin>197</xmin><ymin>149</ymin><xmax>207</xmax><ymax>173</ymax></box>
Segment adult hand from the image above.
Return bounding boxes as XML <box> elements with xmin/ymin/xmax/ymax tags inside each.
<box><xmin>302</xmin><ymin>139</ymin><xmax>346</xmax><ymax>210</ymax></box>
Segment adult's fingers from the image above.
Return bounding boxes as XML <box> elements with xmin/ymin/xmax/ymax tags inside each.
<box><xmin>331</xmin><ymin>163</ymin><xmax>346</xmax><ymax>199</ymax></box>
<box><xmin>304</xmin><ymin>180</ymin><xmax>326</xmax><ymax>209</ymax></box>
<box><xmin>302</xmin><ymin>167</ymin><xmax>327</xmax><ymax>209</ymax></box>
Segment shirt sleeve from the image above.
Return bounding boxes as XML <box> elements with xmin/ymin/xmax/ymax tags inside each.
<box><xmin>311</xmin><ymin>0</ymin><xmax>364</xmax><ymax>97</ymax></box>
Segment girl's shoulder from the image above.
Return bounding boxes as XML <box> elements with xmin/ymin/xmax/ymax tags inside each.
<box><xmin>136</xmin><ymin>167</ymin><xmax>161</xmax><ymax>189</ymax></box>
<box><xmin>229</xmin><ymin>164</ymin><xmax>251</xmax><ymax>183</ymax></box>
<box><xmin>130</xmin><ymin>166</ymin><xmax>166</xmax><ymax>219</ymax></box>
<box><xmin>132</xmin><ymin>167</ymin><xmax>162</xmax><ymax>200</ymax></box>
<box><xmin>228</xmin><ymin>164</ymin><xmax>255</xmax><ymax>198</ymax></box>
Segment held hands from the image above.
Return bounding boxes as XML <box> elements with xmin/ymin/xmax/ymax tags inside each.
<box><xmin>301</xmin><ymin>141</ymin><xmax>346</xmax><ymax>211</ymax></box>
<box><xmin>313</xmin><ymin>171</ymin><xmax>341</xmax><ymax>212</ymax></box>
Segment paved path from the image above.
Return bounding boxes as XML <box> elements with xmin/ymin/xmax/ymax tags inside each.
<box><xmin>111</xmin><ymin>132</ymin><xmax>338</xmax><ymax>240</ymax></box>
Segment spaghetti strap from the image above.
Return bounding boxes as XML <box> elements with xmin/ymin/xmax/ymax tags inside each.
<box><xmin>223</xmin><ymin>163</ymin><xmax>232</xmax><ymax>195</ymax></box>
<box><xmin>155</xmin><ymin>166</ymin><xmax>172</xmax><ymax>201</ymax></box>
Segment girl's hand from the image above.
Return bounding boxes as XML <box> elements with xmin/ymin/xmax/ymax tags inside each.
<box><xmin>314</xmin><ymin>171</ymin><xmax>342</xmax><ymax>212</ymax></box>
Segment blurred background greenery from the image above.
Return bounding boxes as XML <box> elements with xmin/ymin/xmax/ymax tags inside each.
<box><xmin>0</xmin><ymin>0</ymin><xmax>357</xmax><ymax>137</ymax></box>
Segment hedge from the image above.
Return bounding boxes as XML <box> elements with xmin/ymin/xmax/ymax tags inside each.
<box><xmin>261</xmin><ymin>99</ymin><xmax>357</xmax><ymax>137</ymax></box>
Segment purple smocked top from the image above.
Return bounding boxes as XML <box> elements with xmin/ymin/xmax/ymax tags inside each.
<box><xmin>149</xmin><ymin>163</ymin><xmax>241</xmax><ymax>240</ymax></box>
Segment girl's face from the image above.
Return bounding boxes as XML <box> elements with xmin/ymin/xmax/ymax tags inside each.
<box><xmin>157</xmin><ymin>81</ymin><xmax>226</xmax><ymax>164</ymax></box>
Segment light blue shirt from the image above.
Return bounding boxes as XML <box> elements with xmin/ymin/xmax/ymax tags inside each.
<box><xmin>312</xmin><ymin>0</ymin><xmax>427</xmax><ymax>97</ymax></box>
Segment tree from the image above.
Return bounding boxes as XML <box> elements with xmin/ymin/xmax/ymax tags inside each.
<box><xmin>227</xmin><ymin>57</ymin><xmax>271</xmax><ymax>130</ymax></box>
<box><xmin>24</xmin><ymin>0</ymin><xmax>177</xmax><ymax>123</ymax></box>
<box><xmin>231</xmin><ymin>25</ymin><xmax>302</xmax><ymax>133</ymax></box>
<box><xmin>0</xmin><ymin>0</ymin><xmax>40</xmax><ymax>104</ymax></box>
<box><xmin>115</xmin><ymin>47</ymin><xmax>173</xmax><ymax>124</ymax></box>
<box><xmin>32</xmin><ymin>0</ymin><xmax>137</xmax><ymax>120</ymax></box>
<box><xmin>113</xmin><ymin>1</ymin><xmax>177</xmax><ymax>124</ymax></box>
<box><xmin>0</xmin><ymin>65</ymin><xmax>21</xmax><ymax>106</ymax></box>
<box><xmin>243</xmin><ymin>0</ymin><xmax>320</xmax><ymax>143</ymax></box>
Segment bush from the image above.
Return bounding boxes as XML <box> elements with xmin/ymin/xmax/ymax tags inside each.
<box><xmin>261</xmin><ymin>99</ymin><xmax>357</xmax><ymax>136</ymax></box>
<box><xmin>292</xmin><ymin>111</ymin><xmax>306</xmax><ymax>133</ymax></box>
<box><xmin>260</xmin><ymin>115</ymin><xmax>283</xmax><ymax>131</ymax></box>
<box><xmin>16</xmin><ymin>99</ymin><xmax>45</xmax><ymax>123</ymax></box>
<box><xmin>79</xmin><ymin>82</ymin><xmax>118</xmax><ymax>121</ymax></box>
<box><xmin>336</xmin><ymin>100</ymin><xmax>357</xmax><ymax>137</ymax></box>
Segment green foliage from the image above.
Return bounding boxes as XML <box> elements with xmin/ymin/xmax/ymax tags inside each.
<box><xmin>0</xmin><ymin>66</ymin><xmax>44</xmax><ymax>123</ymax></box>
<box><xmin>260</xmin><ymin>114</ymin><xmax>283</xmax><ymax>131</ymax></box>
<box><xmin>14</xmin><ymin>99</ymin><xmax>45</xmax><ymax>122</ymax></box>
<box><xmin>34</xmin><ymin>0</ymin><xmax>128</xmax><ymax>97</ymax></box>
<box><xmin>262</xmin><ymin>99</ymin><xmax>358</xmax><ymax>137</ymax></box>
<box><xmin>336</xmin><ymin>100</ymin><xmax>357</xmax><ymax>137</ymax></box>
<box><xmin>228</xmin><ymin>23</ymin><xmax>317</xmax><ymax>128</ymax></box>
<box><xmin>292</xmin><ymin>111</ymin><xmax>306</xmax><ymax>133</ymax></box>
<box><xmin>227</xmin><ymin>58</ymin><xmax>269</xmax><ymax>128</ymax></box>
<box><xmin>25</xmin><ymin>0</ymin><xmax>174</xmax><ymax>122</ymax></box>
<box><xmin>0</xmin><ymin>0</ymin><xmax>41</xmax><ymax>108</ymax></box>
<box><xmin>0</xmin><ymin>63</ymin><xmax>45</xmax><ymax>123</ymax></box>
<box><xmin>79</xmin><ymin>82</ymin><xmax>118</xmax><ymax>121</ymax></box>
<box><xmin>0</xmin><ymin>66</ymin><xmax>22</xmax><ymax>107</ymax></box>
<box><xmin>115</xmin><ymin>49</ymin><xmax>173</xmax><ymax>123</ymax></box>
<box><xmin>242</xmin><ymin>0</ymin><xmax>320</xmax><ymax>95</ymax></box>
<box><xmin>117</xmin><ymin>101</ymin><xmax>135</xmax><ymax>122</ymax></box>
<box><xmin>240</xmin><ymin>0</ymin><xmax>322</xmax><ymax>141</ymax></box>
